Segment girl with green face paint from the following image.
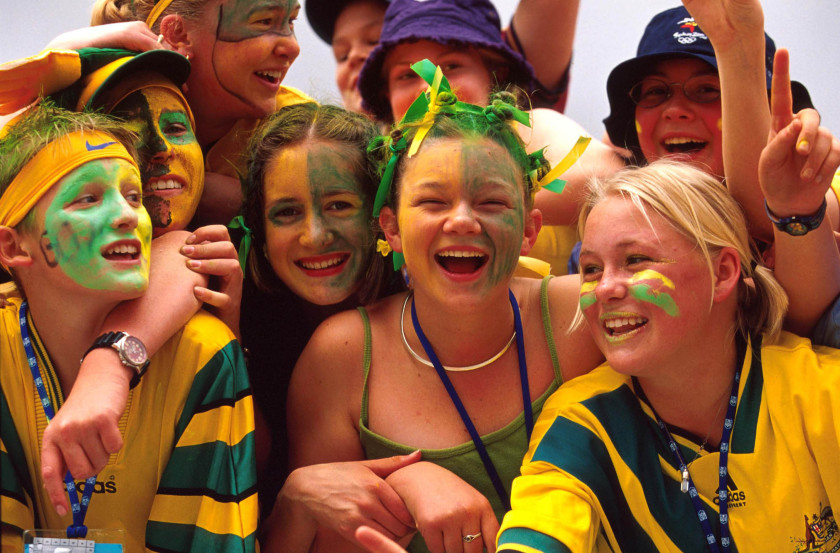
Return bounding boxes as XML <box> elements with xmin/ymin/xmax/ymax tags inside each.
<box><xmin>41</xmin><ymin>158</ymin><xmax>152</xmax><ymax>293</ymax></box>
<box><xmin>275</xmin><ymin>85</ymin><xmax>606</xmax><ymax>553</ymax></box>
<box><xmin>240</xmin><ymin>102</ymin><xmax>403</xmax><ymax>515</ymax></box>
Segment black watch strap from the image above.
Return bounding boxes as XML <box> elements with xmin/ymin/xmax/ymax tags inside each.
<box><xmin>765</xmin><ymin>198</ymin><xmax>827</xmax><ymax>236</ymax></box>
<box><xmin>83</xmin><ymin>331</ymin><xmax>150</xmax><ymax>389</ymax></box>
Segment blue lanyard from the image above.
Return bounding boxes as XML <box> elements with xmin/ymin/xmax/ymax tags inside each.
<box><xmin>19</xmin><ymin>301</ymin><xmax>97</xmax><ymax>539</ymax></box>
<box><xmin>410</xmin><ymin>290</ymin><xmax>531</xmax><ymax>511</ymax></box>
<box><xmin>636</xmin><ymin>365</ymin><xmax>741</xmax><ymax>553</ymax></box>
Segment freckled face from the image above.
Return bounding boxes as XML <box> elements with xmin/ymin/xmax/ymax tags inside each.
<box><xmin>332</xmin><ymin>0</ymin><xmax>385</xmax><ymax>114</ymax></box>
<box><xmin>186</xmin><ymin>0</ymin><xmax>301</xmax><ymax>120</ymax></box>
<box><xmin>579</xmin><ymin>196</ymin><xmax>712</xmax><ymax>377</ymax></box>
<box><xmin>384</xmin><ymin>40</ymin><xmax>493</xmax><ymax>122</ymax></box>
<box><xmin>262</xmin><ymin>140</ymin><xmax>372</xmax><ymax>305</ymax></box>
<box><xmin>38</xmin><ymin>159</ymin><xmax>152</xmax><ymax>294</ymax></box>
<box><xmin>634</xmin><ymin>58</ymin><xmax>724</xmax><ymax>177</ymax></box>
<box><xmin>391</xmin><ymin>138</ymin><xmax>531</xmax><ymax>301</ymax></box>
<box><xmin>114</xmin><ymin>87</ymin><xmax>204</xmax><ymax>236</ymax></box>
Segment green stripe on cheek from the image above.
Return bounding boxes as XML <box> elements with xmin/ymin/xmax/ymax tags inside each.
<box><xmin>629</xmin><ymin>283</ymin><xmax>679</xmax><ymax>317</ymax></box>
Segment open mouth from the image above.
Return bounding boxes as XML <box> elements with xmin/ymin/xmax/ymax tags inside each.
<box><xmin>435</xmin><ymin>250</ymin><xmax>488</xmax><ymax>274</ymax></box>
<box><xmin>603</xmin><ymin>315</ymin><xmax>648</xmax><ymax>340</ymax></box>
<box><xmin>663</xmin><ymin>137</ymin><xmax>707</xmax><ymax>154</ymax></box>
<box><xmin>255</xmin><ymin>70</ymin><xmax>283</xmax><ymax>85</ymax></box>
<box><xmin>295</xmin><ymin>253</ymin><xmax>349</xmax><ymax>276</ymax></box>
<box><xmin>101</xmin><ymin>241</ymin><xmax>141</xmax><ymax>262</ymax></box>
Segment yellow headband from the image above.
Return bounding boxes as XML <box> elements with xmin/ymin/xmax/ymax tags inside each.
<box><xmin>146</xmin><ymin>0</ymin><xmax>176</xmax><ymax>28</ymax></box>
<box><xmin>0</xmin><ymin>130</ymin><xmax>137</xmax><ymax>228</ymax></box>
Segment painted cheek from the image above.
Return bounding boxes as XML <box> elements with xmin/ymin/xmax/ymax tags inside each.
<box><xmin>579</xmin><ymin>280</ymin><xmax>597</xmax><ymax>310</ymax></box>
<box><xmin>627</xmin><ymin>270</ymin><xmax>680</xmax><ymax>317</ymax></box>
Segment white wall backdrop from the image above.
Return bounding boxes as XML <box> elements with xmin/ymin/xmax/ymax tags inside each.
<box><xmin>2</xmin><ymin>1</ymin><xmax>839</xmax><ymax>135</ymax></box>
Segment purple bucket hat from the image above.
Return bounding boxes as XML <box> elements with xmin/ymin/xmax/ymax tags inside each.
<box><xmin>358</xmin><ymin>0</ymin><xmax>536</xmax><ymax>122</ymax></box>
<box><xmin>604</xmin><ymin>5</ymin><xmax>812</xmax><ymax>161</ymax></box>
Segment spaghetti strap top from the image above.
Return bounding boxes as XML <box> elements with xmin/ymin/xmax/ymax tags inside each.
<box><xmin>357</xmin><ymin>276</ymin><xmax>561</xmax><ymax>553</ymax></box>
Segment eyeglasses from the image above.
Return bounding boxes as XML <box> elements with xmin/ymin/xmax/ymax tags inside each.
<box><xmin>629</xmin><ymin>75</ymin><xmax>721</xmax><ymax>108</ymax></box>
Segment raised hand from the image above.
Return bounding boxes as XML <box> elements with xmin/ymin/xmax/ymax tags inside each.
<box><xmin>759</xmin><ymin>49</ymin><xmax>840</xmax><ymax>217</ymax></box>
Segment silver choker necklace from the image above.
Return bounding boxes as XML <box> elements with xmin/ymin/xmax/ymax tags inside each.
<box><xmin>400</xmin><ymin>293</ymin><xmax>516</xmax><ymax>372</ymax></box>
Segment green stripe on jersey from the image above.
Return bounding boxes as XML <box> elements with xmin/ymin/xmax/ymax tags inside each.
<box><xmin>175</xmin><ymin>342</ymin><xmax>250</xmax><ymax>440</ymax></box>
<box><xmin>146</xmin><ymin>521</ymin><xmax>256</xmax><ymax>553</ymax></box>
<box><xmin>533</xmin><ymin>385</ymin><xmax>728</xmax><ymax>551</ymax></box>
<box><xmin>157</xmin><ymin>438</ymin><xmax>256</xmax><ymax>499</ymax></box>
<box><xmin>731</xmin><ymin>337</ymin><xmax>762</xmax><ymax>454</ymax></box>
<box><xmin>498</xmin><ymin>526</ymin><xmax>573</xmax><ymax>552</ymax></box>
<box><xmin>0</xmin><ymin>389</ymin><xmax>33</xmax><ymax>506</ymax></box>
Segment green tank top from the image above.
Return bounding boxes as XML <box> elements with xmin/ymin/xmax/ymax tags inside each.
<box><xmin>357</xmin><ymin>277</ymin><xmax>563</xmax><ymax>553</ymax></box>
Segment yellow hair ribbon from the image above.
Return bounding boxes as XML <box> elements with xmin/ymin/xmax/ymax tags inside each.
<box><xmin>534</xmin><ymin>136</ymin><xmax>592</xmax><ymax>195</ymax></box>
<box><xmin>407</xmin><ymin>66</ymin><xmax>444</xmax><ymax>158</ymax></box>
<box><xmin>376</xmin><ymin>239</ymin><xmax>392</xmax><ymax>257</ymax></box>
<box><xmin>0</xmin><ymin>130</ymin><xmax>137</xmax><ymax>228</ymax></box>
<box><xmin>517</xmin><ymin>256</ymin><xmax>551</xmax><ymax>277</ymax></box>
<box><xmin>146</xmin><ymin>0</ymin><xmax>176</xmax><ymax>28</ymax></box>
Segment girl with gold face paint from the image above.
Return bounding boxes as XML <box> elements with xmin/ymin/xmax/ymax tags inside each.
<box><xmin>240</xmin><ymin>102</ymin><xmax>403</xmax><ymax>515</ymax></box>
<box><xmin>269</xmin><ymin>89</ymin><xmax>604</xmax><ymax>553</ymax></box>
<box><xmin>113</xmin><ymin>86</ymin><xmax>204</xmax><ymax>236</ymax></box>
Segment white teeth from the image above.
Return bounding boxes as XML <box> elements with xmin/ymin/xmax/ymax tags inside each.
<box><xmin>437</xmin><ymin>250</ymin><xmax>484</xmax><ymax>258</ymax></box>
<box><xmin>150</xmin><ymin>179</ymin><xmax>182</xmax><ymax>191</ymax></box>
<box><xmin>664</xmin><ymin>137</ymin><xmax>704</xmax><ymax>145</ymax></box>
<box><xmin>604</xmin><ymin>317</ymin><xmax>645</xmax><ymax>329</ymax></box>
<box><xmin>300</xmin><ymin>256</ymin><xmax>344</xmax><ymax>270</ymax></box>
<box><xmin>256</xmin><ymin>70</ymin><xmax>283</xmax><ymax>80</ymax></box>
<box><xmin>105</xmin><ymin>244</ymin><xmax>138</xmax><ymax>255</ymax></box>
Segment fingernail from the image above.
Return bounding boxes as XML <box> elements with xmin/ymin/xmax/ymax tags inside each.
<box><xmin>188</xmin><ymin>260</ymin><xmax>201</xmax><ymax>268</ymax></box>
<box><xmin>57</xmin><ymin>505</ymin><xmax>67</xmax><ymax>517</ymax></box>
<box><xmin>798</xmin><ymin>139</ymin><xmax>810</xmax><ymax>152</ymax></box>
<box><xmin>182</xmin><ymin>245</ymin><xmax>195</xmax><ymax>255</ymax></box>
<box><xmin>802</xmin><ymin>168</ymin><xmax>814</xmax><ymax>180</ymax></box>
<box><xmin>193</xmin><ymin>286</ymin><xmax>204</xmax><ymax>298</ymax></box>
<box><xmin>186</xmin><ymin>234</ymin><xmax>197</xmax><ymax>244</ymax></box>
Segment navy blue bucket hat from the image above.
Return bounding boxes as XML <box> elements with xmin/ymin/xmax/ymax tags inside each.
<box><xmin>604</xmin><ymin>5</ymin><xmax>812</xmax><ymax>161</ymax></box>
<box><xmin>305</xmin><ymin>0</ymin><xmax>389</xmax><ymax>44</ymax></box>
<box><xmin>358</xmin><ymin>0</ymin><xmax>536</xmax><ymax>122</ymax></box>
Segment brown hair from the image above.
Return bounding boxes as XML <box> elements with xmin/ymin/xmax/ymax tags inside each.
<box><xmin>243</xmin><ymin>102</ymin><xmax>388</xmax><ymax>304</ymax></box>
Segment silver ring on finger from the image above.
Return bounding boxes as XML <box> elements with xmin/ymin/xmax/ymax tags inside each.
<box><xmin>462</xmin><ymin>532</ymin><xmax>482</xmax><ymax>543</ymax></box>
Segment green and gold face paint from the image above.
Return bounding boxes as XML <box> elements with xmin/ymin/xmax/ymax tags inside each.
<box><xmin>114</xmin><ymin>87</ymin><xmax>204</xmax><ymax>236</ymax></box>
<box><xmin>41</xmin><ymin>159</ymin><xmax>152</xmax><ymax>293</ymax></box>
<box><xmin>217</xmin><ymin>0</ymin><xmax>299</xmax><ymax>42</ymax></box>
<box><xmin>627</xmin><ymin>269</ymin><xmax>679</xmax><ymax>317</ymax></box>
<box><xmin>579</xmin><ymin>280</ymin><xmax>597</xmax><ymax>310</ymax></box>
<box><xmin>262</xmin><ymin>141</ymin><xmax>372</xmax><ymax>305</ymax></box>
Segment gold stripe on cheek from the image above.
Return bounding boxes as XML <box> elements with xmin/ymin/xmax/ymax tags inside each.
<box><xmin>627</xmin><ymin>269</ymin><xmax>675</xmax><ymax>289</ymax></box>
<box><xmin>579</xmin><ymin>280</ymin><xmax>598</xmax><ymax>310</ymax></box>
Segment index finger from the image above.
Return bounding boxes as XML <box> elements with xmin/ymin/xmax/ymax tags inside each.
<box><xmin>40</xmin><ymin>444</ymin><xmax>70</xmax><ymax>517</ymax></box>
<box><xmin>770</xmin><ymin>48</ymin><xmax>793</xmax><ymax>133</ymax></box>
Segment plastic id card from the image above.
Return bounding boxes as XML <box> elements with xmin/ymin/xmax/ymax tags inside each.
<box><xmin>22</xmin><ymin>529</ymin><xmax>124</xmax><ymax>553</ymax></box>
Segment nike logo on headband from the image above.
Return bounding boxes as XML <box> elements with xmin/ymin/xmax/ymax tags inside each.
<box><xmin>85</xmin><ymin>140</ymin><xmax>118</xmax><ymax>151</ymax></box>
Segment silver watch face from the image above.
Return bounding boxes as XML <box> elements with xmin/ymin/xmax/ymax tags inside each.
<box><xmin>121</xmin><ymin>336</ymin><xmax>148</xmax><ymax>366</ymax></box>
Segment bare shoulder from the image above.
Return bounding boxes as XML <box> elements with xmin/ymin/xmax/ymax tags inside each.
<box><xmin>546</xmin><ymin>275</ymin><xmax>604</xmax><ymax>380</ymax></box>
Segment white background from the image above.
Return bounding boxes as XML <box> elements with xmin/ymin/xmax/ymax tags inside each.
<box><xmin>2</xmin><ymin>1</ymin><xmax>839</xmax><ymax>135</ymax></box>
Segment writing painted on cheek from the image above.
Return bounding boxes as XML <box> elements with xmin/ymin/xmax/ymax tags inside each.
<box><xmin>39</xmin><ymin>232</ymin><xmax>58</xmax><ymax>268</ymax></box>
<box><xmin>579</xmin><ymin>280</ymin><xmax>597</xmax><ymax>310</ymax></box>
<box><xmin>627</xmin><ymin>269</ymin><xmax>679</xmax><ymax>317</ymax></box>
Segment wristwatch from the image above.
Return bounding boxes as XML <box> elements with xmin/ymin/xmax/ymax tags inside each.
<box><xmin>764</xmin><ymin>198</ymin><xmax>827</xmax><ymax>236</ymax></box>
<box><xmin>82</xmin><ymin>331</ymin><xmax>150</xmax><ymax>388</ymax></box>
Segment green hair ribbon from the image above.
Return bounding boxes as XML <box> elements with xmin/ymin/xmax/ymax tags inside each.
<box><xmin>372</xmin><ymin>131</ymin><xmax>407</xmax><ymax>217</ymax></box>
<box><xmin>228</xmin><ymin>215</ymin><xmax>252</xmax><ymax>272</ymax></box>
